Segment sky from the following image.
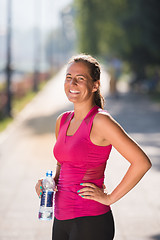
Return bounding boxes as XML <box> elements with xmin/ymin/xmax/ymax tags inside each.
<box><xmin>0</xmin><ymin>0</ymin><xmax>74</xmax><ymax>72</ymax></box>
<box><xmin>0</xmin><ymin>0</ymin><xmax>73</xmax><ymax>33</ymax></box>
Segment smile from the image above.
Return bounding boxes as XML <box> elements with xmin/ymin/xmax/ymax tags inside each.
<box><xmin>69</xmin><ymin>90</ymin><xmax>80</xmax><ymax>94</ymax></box>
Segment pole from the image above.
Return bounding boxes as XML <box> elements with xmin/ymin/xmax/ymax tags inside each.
<box><xmin>33</xmin><ymin>0</ymin><xmax>42</xmax><ymax>92</ymax></box>
<box><xmin>6</xmin><ymin>0</ymin><xmax>12</xmax><ymax>117</ymax></box>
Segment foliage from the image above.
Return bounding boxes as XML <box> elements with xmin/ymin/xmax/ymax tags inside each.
<box><xmin>0</xmin><ymin>76</ymin><xmax>51</xmax><ymax>132</ymax></box>
<box><xmin>74</xmin><ymin>0</ymin><xmax>160</xmax><ymax>78</ymax></box>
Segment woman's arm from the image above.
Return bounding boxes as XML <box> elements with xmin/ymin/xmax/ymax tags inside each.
<box><xmin>78</xmin><ymin>113</ymin><xmax>152</xmax><ymax>205</ymax></box>
<box><xmin>35</xmin><ymin>114</ymin><xmax>63</xmax><ymax>196</ymax></box>
<box><xmin>103</xmin><ymin>114</ymin><xmax>151</xmax><ymax>205</ymax></box>
<box><xmin>53</xmin><ymin>114</ymin><xmax>63</xmax><ymax>184</ymax></box>
<box><xmin>54</xmin><ymin>162</ymin><xmax>61</xmax><ymax>185</ymax></box>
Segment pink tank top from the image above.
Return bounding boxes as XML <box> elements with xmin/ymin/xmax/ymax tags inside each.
<box><xmin>53</xmin><ymin>105</ymin><xmax>112</xmax><ymax>220</ymax></box>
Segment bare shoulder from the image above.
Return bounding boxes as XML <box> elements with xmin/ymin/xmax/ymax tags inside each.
<box><xmin>55</xmin><ymin>110</ymin><xmax>73</xmax><ymax>138</ymax></box>
<box><xmin>56</xmin><ymin>112</ymin><xmax>64</xmax><ymax>127</ymax></box>
<box><xmin>93</xmin><ymin>111</ymin><xmax>126</xmax><ymax>143</ymax></box>
<box><xmin>56</xmin><ymin>110</ymin><xmax>72</xmax><ymax>124</ymax></box>
<box><xmin>93</xmin><ymin>110</ymin><xmax>151</xmax><ymax>167</ymax></box>
<box><xmin>94</xmin><ymin>111</ymin><xmax>120</xmax><ymax>130</ymax></box>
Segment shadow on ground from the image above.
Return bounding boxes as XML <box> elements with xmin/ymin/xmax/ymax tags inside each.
<box><xmin>105</xmin><ymin>92</ymin><xmax>160</xmax><ymax>134</ymax></box>
<box><xmin>23</xmin><ymin>105</ymin><xmax>73</xmax><ymax>136</ymax></box>
<box><xmin>150</xmin><ymin>234</ymin><xmax>160</xmax><ymax>240</ymax></box>
<box><xmin>105</xmin><ymin>92</ymin><xmax>160</xmax><ymax>172</ymax></box>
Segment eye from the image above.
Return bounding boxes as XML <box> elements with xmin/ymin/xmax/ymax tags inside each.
<box><xmin>77</xmin><ymin>76</ymin><xmax>85</xmax><ymax>82</ymax></box>
<box><xmin>66</xmin><ymin>76</ymin><xmax>72</xmax><ymax>81</ymax></box>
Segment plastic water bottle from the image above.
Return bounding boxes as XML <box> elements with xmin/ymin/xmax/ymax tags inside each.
<box><xmin>38</xmin><ymin>170</ymin><xmax>55</xmax><ymax>221</ymax></box>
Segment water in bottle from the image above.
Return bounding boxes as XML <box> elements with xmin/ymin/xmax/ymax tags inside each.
<box><xmin>38</xmin><ymin>170</ymin><xmax>55</xmax><ymax>221</ymax></box>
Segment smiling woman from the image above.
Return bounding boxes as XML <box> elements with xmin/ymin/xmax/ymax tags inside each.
<box><xmin>35</xmin><ymin>54</ymin><xmax>151</xmax><ymax>240</ymax></box>
<box><xmin>64</xmin><ymin>55</ymin><xmax>104</xmax><ymax>108</ymax></box>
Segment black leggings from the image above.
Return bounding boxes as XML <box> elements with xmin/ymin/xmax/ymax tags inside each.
<box><xmin>52</xmin><ymin>210</ymin><xmax>115</xmax><ymax>240</ymax></box>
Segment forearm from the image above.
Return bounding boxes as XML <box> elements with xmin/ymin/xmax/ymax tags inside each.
<box><xmin>109</xmin><ymin>161</ymin><xmax>151</xmax><ymax>205</ymax></box>
<box><xmin>54</xmin><ymin>162</ymin><xmax>61</xmax><ymax>184</ymax></box>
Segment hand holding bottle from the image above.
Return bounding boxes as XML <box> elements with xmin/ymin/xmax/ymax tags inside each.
<box><xmin>35</xmin><ymin>170</ymin><xmax>55</xmax><ymax>221</ymax></box>
<box><xmin>35</xmin><ymin>179</ymin><xmax>43</xmax><ymax>198</ymax></box>
<box><xmin>35</xmin><ymin>177</ymin><xmax>58</xmax><ymax>198</ymax></box>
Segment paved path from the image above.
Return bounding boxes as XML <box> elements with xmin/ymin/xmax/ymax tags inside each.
<box><xmin>0</xmin><ymin>67</ymin><xmax>159</xmax><ymax>240</ymax></box>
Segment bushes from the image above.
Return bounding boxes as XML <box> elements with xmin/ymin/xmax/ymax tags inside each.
<box><xmin>0</xmin><ymin>72</ymin><xmax>50</xmax><ymax>120</ymax></box>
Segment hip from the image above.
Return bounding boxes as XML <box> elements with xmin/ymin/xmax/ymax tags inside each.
<box><xmin>54</xmin><ymin>190</ymin><xmax>110</xmax><ymax>220</ymax></box>
<box><xmin>53</xmin><ymin>210</ymin><xmax>115</xmax><ymax>240</ymax></box>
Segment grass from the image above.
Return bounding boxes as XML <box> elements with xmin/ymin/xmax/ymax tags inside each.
<box><xmin>0</xmin><ymin>117</ymin><xmax>13</xmax><ymax>132</ymax></box>
<box><xmin>0</xmin><ymin>83</ymin><xmax>5</xmax><ymax>91</ymax></box>
<box><xmin>12</xmin><ymin>90</ymin><xmax>37</xmax><ymax>115</ymax></box>
<box><xmin>0</xmin><ymin>80</ymin><xmax>49</xmax><ymax>133</ymax></box>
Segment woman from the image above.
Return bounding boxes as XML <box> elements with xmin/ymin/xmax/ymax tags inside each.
<box><xmin>35</xmin><ymin>54</ymin><xmax>151</xmax><ymax>240</ymax></box>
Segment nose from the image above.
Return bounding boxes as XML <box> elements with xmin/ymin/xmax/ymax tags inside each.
<box><xmin>70</xmin><ymin>77</ymin><xmax>78</xmax><ymax>85</ymax></box>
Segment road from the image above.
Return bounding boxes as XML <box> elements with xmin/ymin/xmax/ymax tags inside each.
<box><xmin>0</xmin><ymin>66</ymin><xmax>160</xmax><ymax>240</ymax></box>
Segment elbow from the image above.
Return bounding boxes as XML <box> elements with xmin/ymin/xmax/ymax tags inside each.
<box><xmin>144</xmin><ymin>159</ymin><xmax>152</xmax><ymax>173</ymax></box>
<box><xmin>136</xmin><ymin>158</ymin><xmax>152</xmax><ymax>175</ymax></box>
<box><xmin>148</xmin><ymin>161</ymin><xmax>152</xmax><ymax>170</ymax></box>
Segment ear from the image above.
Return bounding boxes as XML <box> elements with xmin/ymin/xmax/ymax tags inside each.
<box><xmin>92</xmin><ymin>80</ymin><xmax>100</xmax><ymax>93</ymax></box>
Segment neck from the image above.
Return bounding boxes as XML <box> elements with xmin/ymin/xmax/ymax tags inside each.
<box><xmin>73</xmin><ymin>102</ymin><xmax>96</xmax><ymax>121</ymax></box>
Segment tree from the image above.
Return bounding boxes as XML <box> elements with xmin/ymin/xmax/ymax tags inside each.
<box><xmin>74</xmin><ymin>0</ymin><xmax>100</xmax><ymax>55</ymax></box>
<box><xmin>74</xmin><ymin>0</ymin><xmax>160</xmax><ymax>78</ymax></box>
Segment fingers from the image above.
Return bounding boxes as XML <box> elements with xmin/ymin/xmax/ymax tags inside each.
<box><xmin>77</xmin><ymin>183</ymin><xmax>98</xmax><ymax>194</ymax></box>
<box><xmin>35</xmin><ymin>179</ymin><xmax>43</xmax><ymax>198</ymax></box>
<box><xmin>79</xmin><ymin>182</ymin><xmax>97</xmax><ymax>189</ymax></box>
<box><xmin>35</xmin><ymin>179</ymin><xmax>58</xmax><ymax>198</ymax></box>
<box><xmin>79</xmin><ymin>195</ymin><xmax>95</xmax><ymax>200</ymax></box>
<box><xmin>77</xmin><ymin>183</ymin><xmax>98</xmax><ymax>199</ymax></box>
<box><xmin>77</xmin><ymin>182</ymin><xmax>107</xmax><ymax>204</ymax></box>
<box><xmin>78</xmin><ymin>188</ymin><xmax>99</xmax><ymax>201</ymax></box>
<box><xmin>79</xmin><ymin>191</ymin><xmax>95</xmax><ymax>197</ymax></box>
<box><xmin>78</xmin><ymin>187</ymin><xmax>94</xmax><ymax>194</ymax></box>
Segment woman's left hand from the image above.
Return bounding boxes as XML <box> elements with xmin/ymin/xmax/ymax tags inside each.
<box><xmin>77</xmin><ymin>183</ymin><xmax>112</xmax><ymax>206</ymax></box>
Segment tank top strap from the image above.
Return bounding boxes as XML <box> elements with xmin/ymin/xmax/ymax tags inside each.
<box><xmin>84</xmin><ymin>105</ymin><xmax>99</xmax><ymax>133</ymax></box>
<box><xmin>84</xmin><ymin>106</ymin><xmax>110</xmax><ymax>134</ymax></box>
<box><xmin>59</xmin><ymin>111</ymin><xmax>73</xmax><ymax>129</ymax></box>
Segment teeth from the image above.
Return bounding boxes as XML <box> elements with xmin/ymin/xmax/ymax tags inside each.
<box><xmin>70</xmin><ymin>90</ymin><xmax>80</xmax><ymax>94</ymax></box>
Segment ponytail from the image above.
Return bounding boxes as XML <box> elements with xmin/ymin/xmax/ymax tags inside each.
<box><xmin>94</xmin><ymin>88</ymin><xmax>104</xmax><ymax>109</ymax></box>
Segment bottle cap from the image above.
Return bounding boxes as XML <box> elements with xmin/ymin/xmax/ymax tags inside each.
<box><xmin>46</xmin><ymin>170</ymin><xmax>52</xmax><ymax>177</ymax></box>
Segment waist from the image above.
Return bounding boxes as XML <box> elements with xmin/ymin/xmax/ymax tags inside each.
<box><xmin>55</xmin><ymin>163</ymin><xmax>109</xmax><ymax>220</ymax></box>
<box><xmin>54</xmin><ymin>189</ymin><xmax>110</xmax><ymax>220</ymax></box>
<box><xmin>57</xmin><ymin>177</ymin><xmax>104</xmax><ymax>191</ymax></box>
<box><xmin>58</xmin><ymin>163</ymin><xmax>105</xmax><ymax>187</ymax></box>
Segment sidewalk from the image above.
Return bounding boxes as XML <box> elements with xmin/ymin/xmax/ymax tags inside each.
<box><xmin>0</xmin><ymin>67</ymin><xmax>159</xmax><ymax>240</ymax></box>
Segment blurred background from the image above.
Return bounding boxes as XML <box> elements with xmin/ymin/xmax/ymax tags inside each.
<box><xmin>0</xmin><ymin>0</ymin><xmax>76</xmax><ymax>122</ymax></box>
<box><xmin>0</xmin><ymin>0</ymin><xmax>160</xmax><ymax>124</ymax></box>
<box><xmin>0</xmin><ymin>0</ymin><xmax>160</xmax><ymax>240</ymax></box>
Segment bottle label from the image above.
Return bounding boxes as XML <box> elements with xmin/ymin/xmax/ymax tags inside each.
<box><xmin>40</xmin><ymin>191</ymin><xmax>53</xmax><ymax>207</ymax></box>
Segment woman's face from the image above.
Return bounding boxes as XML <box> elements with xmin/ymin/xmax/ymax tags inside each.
<box><xmin>64</xmin><ymin>62</ymin><xmax>96</xmax><ymax>104</ymax></box>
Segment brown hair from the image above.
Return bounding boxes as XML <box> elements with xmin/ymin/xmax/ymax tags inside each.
<box><xmin>68</xmin><ymin>54</ymin><xmax>105</xmax><ymax>109</ymax></box>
